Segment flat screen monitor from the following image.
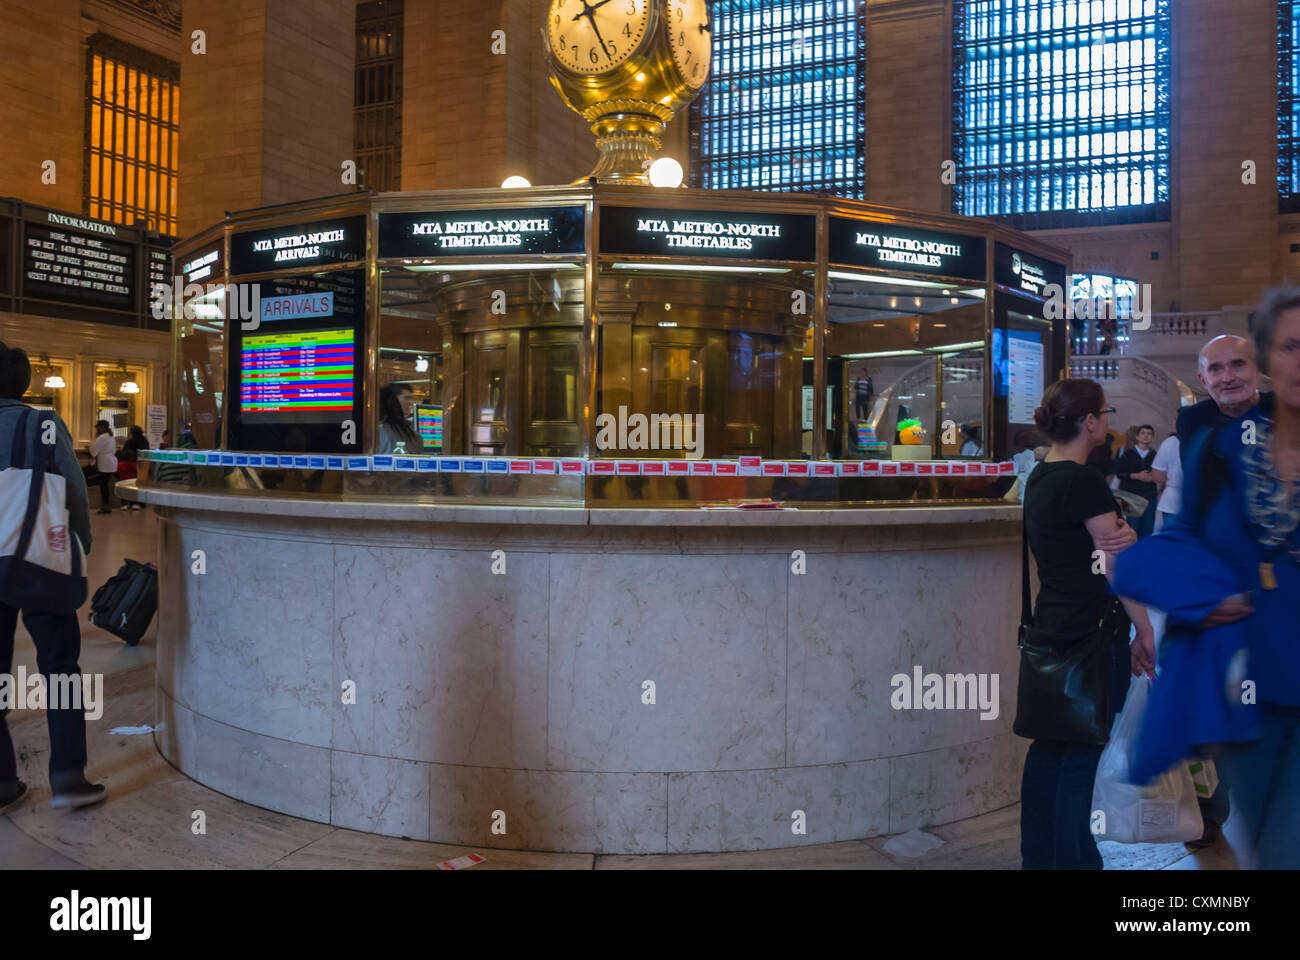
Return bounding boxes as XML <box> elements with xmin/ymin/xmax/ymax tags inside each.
<box><xmin>415</xmin><ymin>403</ymin><xmax>443</xmax><ymax>450</ymax></box>
<box><xmin>239</xmin><ymin>328</ymin><xmax>355</xmax><ymax>418</ymax></box>
<box><xmin>226</xmin><ymin>268</ymin><xmax>364</xmax><ymax>453</ymax></box>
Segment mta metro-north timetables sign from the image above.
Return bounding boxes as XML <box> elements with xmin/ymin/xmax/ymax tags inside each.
<box><xmin>239</xmin><ymin>328</ymin><xmax>356</xmax><ymax>414</ymax></box>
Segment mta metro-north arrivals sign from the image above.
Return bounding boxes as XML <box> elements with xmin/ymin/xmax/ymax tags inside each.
<box><xmin>378</xmin><ymin>207</ymin><xmax>586</xmax><ymax>258</ymax></box>
<box><xmin>599</xmin><ymin>206</ymin><xmax>817</xmax><ymax>262</ymax></box>
<box><xmin>230</xmin><ymin>216</ymin><xmax>366</xmax><ymax>275</ymax></box>
<box><xmin>829</xmin><ymin>217</ymin><xmax>986</xmax><ymax>282</ymax></box>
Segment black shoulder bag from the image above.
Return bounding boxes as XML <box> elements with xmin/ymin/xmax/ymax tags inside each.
<box><xmin>1012</xmin><ymin>513</ymin><xmax>1127</xmax><ymax>745</ymax></box>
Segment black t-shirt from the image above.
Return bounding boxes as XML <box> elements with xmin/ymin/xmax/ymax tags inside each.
<box><xmin>1024</xmin><ymin>459</ymin><xmax>1120</xmax><ymax>630</ymax></box>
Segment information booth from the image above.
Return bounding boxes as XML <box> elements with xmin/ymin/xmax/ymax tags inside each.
<box><xmin>128</xmin><ymin>185</ymin><xmax>1075</xmax><ymax>855</ymax></box>
<box><xmin>152</xmin><ymin>184</ymin><xmax>1069</xmax><ymax>506</ymax></box>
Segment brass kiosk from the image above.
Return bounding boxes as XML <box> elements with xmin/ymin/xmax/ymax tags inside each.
<box><xmin>156</xmin><ymin>183</ymin><xmax>1069</xmax><ymax>506</ymax></box>
<box><xmin>125</xmin><ymin>187</ymin><xmax>1071</xmax><ymax>854</ymax></box>
<box><xmin>126</xmin><ymin>0</ymin><xmax>1074</xmax><ymax>857</ymax></box>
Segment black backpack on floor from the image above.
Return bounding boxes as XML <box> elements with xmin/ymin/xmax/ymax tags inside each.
<box><xmin>89</xmin><ymin>559</ymin><xmax>158</xmax><ymax>645</ymax></box>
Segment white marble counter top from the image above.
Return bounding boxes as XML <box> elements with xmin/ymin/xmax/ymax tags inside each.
<box><xmin>117</xmin><ymin>481</ymin><xmax>1020</xmax><ymax>527</ymax></box>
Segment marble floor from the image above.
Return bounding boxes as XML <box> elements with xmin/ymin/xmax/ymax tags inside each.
<box><xmin>0</xmin><ymin>510</ymin><xmax>1250</xmax><ymax>870</ymax></box>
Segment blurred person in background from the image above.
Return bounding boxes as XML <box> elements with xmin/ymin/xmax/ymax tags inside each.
<box><xmin>1151</xmin><ymin>431</ymin><xmax>1181</xmax><ymax>533</ymax></box>
<box><xmin>1114</xmin><ymin>424</ymin><xmax>1159</xmax><ymax>537</ymax></box>
<box><xmin>84</xmin><ymin>420</ymin><xmax>117</xmax><ymax>514</ymax></box>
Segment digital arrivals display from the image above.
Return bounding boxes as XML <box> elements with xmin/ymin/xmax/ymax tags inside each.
<box><xmin>240</xmin><ymin>329</ymin><xmax>355</xmax><ymax>415</ymax></box>
<box><xmin>415</xmin><ymin>403</ymin><xmax>443</xmax><ymax>449</ymax></box>
<box><xmin>226</xmin><ymin>268</ymin><xmax>364</xmax><ymax>453</ymax></box>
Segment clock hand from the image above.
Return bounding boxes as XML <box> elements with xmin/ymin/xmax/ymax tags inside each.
<box><xmin>571</xmin><ymin>0</ymin><xmax>613</xmax><ymax>21</ymax></box>
<box><xmin>588</xmin><ymin>16</ymin><xmax>613</xmax><ymax>61</ymax></box>
<box><xmin>569</xmin><ymin>0</ymin><xmax>615</xmax><ymax>62</ymax></box>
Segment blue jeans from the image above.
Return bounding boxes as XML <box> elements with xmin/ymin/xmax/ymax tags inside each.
<box><xmin>1021</xmin><ymin>636</ymin><xmax>1132</xmax><ymax>869</ymax></box>
<box><xmin>1127</xmin><ymin>498</ymin><xmax>1157</xmax><ymax>538</ymax></box>
<box><xmin>1219</xmin><ymin>707</ymin><xmax>1300</xmax><ymax>869</ymax></box>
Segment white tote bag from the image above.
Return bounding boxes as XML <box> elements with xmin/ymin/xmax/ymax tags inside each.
<box><xmin>0</xmin><ymin>410</ymin><xmax>87</xmax><ymax>612</ymax></box>
<box><xmin>1091</xmin><ymin>674</ymin><xmax>1203</xmax><ymax>844</ymax></box>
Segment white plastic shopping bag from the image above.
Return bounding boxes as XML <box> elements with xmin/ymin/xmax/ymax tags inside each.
<box><xmin>1091</xmin><ymin>675</ymin><xmax>1204</xmax><ymax>844</ymax></box>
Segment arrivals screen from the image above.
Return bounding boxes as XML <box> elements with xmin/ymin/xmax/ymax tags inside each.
<box><xmin>226</xmin><ymin>268</ymin><xmax>364</xmax><ymax>453</ymax></box>
<box><xmin>415</xmin><ymin>403</ymin><xmax>443</xmax><ymax>450</ymax></box>
<box><xmin>240</xmin><ymin>329</ymin><xmax>355</xmax><ymax>416</ymax></box>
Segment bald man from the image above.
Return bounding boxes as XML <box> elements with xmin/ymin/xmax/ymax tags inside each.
<box><xmin>1165</xmin><ymin>334</ymin><xmax>1269</xmax><ymax>847</ymax></box>
<box><xmin>1175</xmin><ymin>335</ymin><xmax>1270</xmax><ymax>462</ymax></box>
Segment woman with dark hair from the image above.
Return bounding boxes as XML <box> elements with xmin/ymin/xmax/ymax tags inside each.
<box><xmin>1020</xmin><ymin>377</ymin><xmax>1154</xmax><ymax>869</ymax></box>
<box><xmin>85</xmin><ymin>419</ymin><xmax>118</xmax><ymax>514</ymax></box>
<box><xmin>377</xmin><ymin>382</ymin><xmax>422</xmax><ymax>455</ymax></box>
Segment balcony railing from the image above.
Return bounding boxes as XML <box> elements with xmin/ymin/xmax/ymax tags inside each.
<box><xmin>1069</xmin><ymin>312</ymin><xmax>1224</xmax><ymax>356</ymax></box>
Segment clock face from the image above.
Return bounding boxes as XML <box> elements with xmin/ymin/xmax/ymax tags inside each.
<box><xmin>667</xmin><ymin>0</ymin><xmax>712</xmax><ymax>87</ymax></box>
<box><xmin>547</xmin><ymin>0</ymin><xmax>651</xmax><ymax>76</ymax></box>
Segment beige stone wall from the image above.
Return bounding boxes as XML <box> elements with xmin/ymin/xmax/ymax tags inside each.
<box><xmin>0</xmin><ymin>0</ymin><xmax>87</xmax><ymax>213</ymax></box>
<box><xmin>179</xmin><ymin>0</ymin><xmax>354</xmax><ymax>238</ymax></box>
<box><xmin>402</xmin><ymin>0</ymin><xmax>597</xmax><ymax>191</ymax></box>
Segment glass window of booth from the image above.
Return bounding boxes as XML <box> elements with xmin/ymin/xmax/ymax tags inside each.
<box><xmin>378</xmin><ymin>261</ymin><xmax>586</xmax><ymax>456</ymax></box>
<box><xmin>174</xmin><ymin>279</ymin><xmax>224</xmax><ymax>449</ymax></box>
<box><xmin>825</xmin><ymin>271</ymin><xmax>988</xmax><ymax>460</ymax></box>
<box><xmin>594</xmin><ymin>263</ymin><xmax>814</xmax><ymax>461</ymax></box>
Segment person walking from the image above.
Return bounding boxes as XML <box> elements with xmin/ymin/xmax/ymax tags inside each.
<box><xmin>1020</xmin><ymin>378</ymin><xmax>1154</xmax><ymax>870</ymax></box>
<box><xmin>1114</xmin><ymin>424</ymin><xmax>1159</xmax><ymax>537</ymax></box>
<box><xmin>0</xmin><ymin>342</ymin><xmax>108</xmax><ymax>814</ymax></box>
<box><xmin>1165</xmin><ymin>334</ymin><xmax>1266</xmax><ymax>846</ymax></box>
<box><xmin>1145</xmin><ymin>290</ymin><xmax>1300</xmax><ymax>867</ymax></box>
<box><xmin>85</xmin><ymin>420</ymin><xmax>117</xmax><ymax>514</ymax></box>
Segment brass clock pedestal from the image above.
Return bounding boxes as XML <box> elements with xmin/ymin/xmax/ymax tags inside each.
<box><xmin>545</xmin><ymin>0</ymin><xmax>712</xmax><ymax>186</ymax></box>
<box><xmin>584</xmin><ymin>105</ymin><xmax>671</xmax><ymax>184</ymax></box>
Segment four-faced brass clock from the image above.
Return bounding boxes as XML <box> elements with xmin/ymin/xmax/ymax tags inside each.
<box><xmin>544</xmin><ymin>0</ymin><xmax>714</xmax><ymax>183</ymax></box>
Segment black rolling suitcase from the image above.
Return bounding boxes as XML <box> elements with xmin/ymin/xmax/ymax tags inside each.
<box><xmin>89</xmin><ymin>559</ymin><xmax>158</xmax><ymax>645</ymax></box>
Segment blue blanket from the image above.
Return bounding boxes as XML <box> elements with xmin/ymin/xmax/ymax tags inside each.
<box><xmin>1113</xmin><ymin>526</ymin><xmax>1260</xmax><ymax>783</ymax></box>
